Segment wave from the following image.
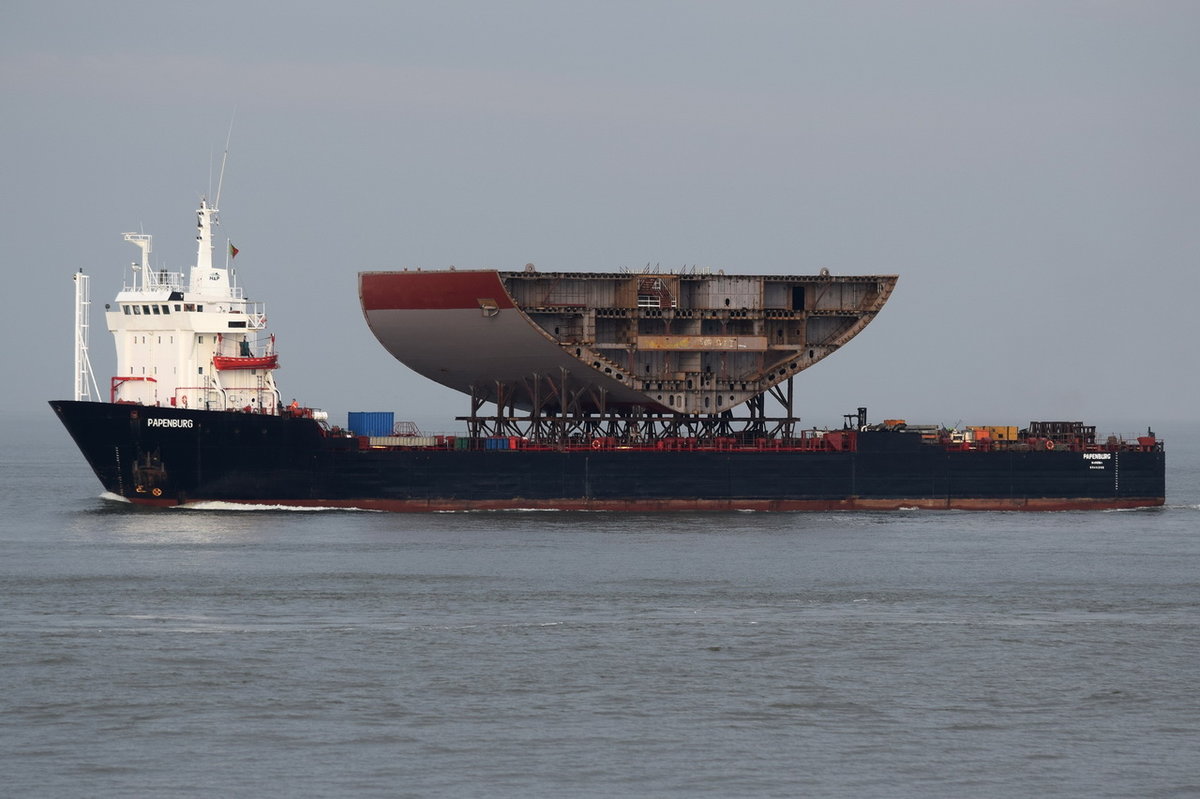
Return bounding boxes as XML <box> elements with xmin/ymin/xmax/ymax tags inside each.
<box><xmin>173</xmin><ymin>501</ymin><xmax>380</xmax><ymax>512</ymax></box>
<box><xmin>98</xmin><ymin>492</ymin><xmax>131</xmax><ymax>504</ymax></box>
<box><xmin>1103</xmin><ymin>504</ymin><xmax>1172</xmax><ymax>512</ymax></box>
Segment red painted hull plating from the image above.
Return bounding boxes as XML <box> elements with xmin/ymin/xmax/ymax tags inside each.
<box><xmin>131</xmin><ymin>496</ymin><xmax>1166</xmax><ymax>513</ymax></box>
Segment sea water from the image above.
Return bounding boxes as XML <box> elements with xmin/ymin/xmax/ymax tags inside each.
<box><xmin>2</xmin><ymin>412</ymin><xmax>1197</xmax><ymax>798</ymax></box>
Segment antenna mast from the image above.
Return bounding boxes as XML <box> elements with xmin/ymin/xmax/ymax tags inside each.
<box><xmin>214</xmin><ymin>111</ymin><xmax>235</xmax><ymax>210</ymax></box>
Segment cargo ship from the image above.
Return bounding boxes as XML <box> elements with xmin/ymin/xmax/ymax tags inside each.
<box><xmin>50</xmin><ymin>194</ymin><xmax>1165</xmax><ymax>511</ymax></box>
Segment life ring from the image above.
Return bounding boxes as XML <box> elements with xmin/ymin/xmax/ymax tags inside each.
<box><xmin>181</xmin><ymin>395</ymin><xmax>188</xmax><ymax>407</ymax></box>
<box><xmin>591</xmin><ymin>439</ymin><xmax>602</xmax><ymax>450</ymax></box>
<box><xmin>1045</xmin><ymin>440</ymin><xmax>1055</xmax><ymax>451</ymax></box>
<box><xmin>152</xmin><ymin>487</ymin><xmax>163</xmax><ymax>497</ymax></box>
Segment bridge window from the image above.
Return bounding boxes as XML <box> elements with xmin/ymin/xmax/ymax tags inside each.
<box><xmin>123</xmin><ymin>305</ymin><xmax>131</xmax><ymax>315</ymax></box>
<box><xmin>132</xmin><ymin>305</ymin><xmax>141</xmax><ymax>315</ymax></box>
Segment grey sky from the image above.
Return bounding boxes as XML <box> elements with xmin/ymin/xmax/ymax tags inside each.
<box><xmin>4</xmin><ymin>0</ymin><xmax>1197</xmax><ymax>434</ymax></box>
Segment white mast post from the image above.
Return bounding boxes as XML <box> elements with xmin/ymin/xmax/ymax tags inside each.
<box><xmin>123</xmin><ymin>232</ymin><xmax>152</xmax><ymax>289</ymax></box>
<box><xmin>72</xmin><ymin>270</ymin><xmax>100</xmax><ymax>401</ymax></box>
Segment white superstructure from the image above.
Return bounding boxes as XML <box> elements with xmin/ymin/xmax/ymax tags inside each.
<box><xmin>105</xmin><ymin>197</ymin><xmax>282</xmax><ymax>413</ymax></box>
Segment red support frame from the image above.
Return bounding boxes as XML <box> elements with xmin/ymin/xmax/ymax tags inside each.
<box><xmin>110</xmin><ymin>375</ymin><xmax>157</xmax><ymax>403</ymax></box>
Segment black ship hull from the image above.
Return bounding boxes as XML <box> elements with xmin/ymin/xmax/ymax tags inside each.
<box><xmin>50</xmin><ymin>401</ymin><xmax>1165</xmax><ymax>511</ymax></box>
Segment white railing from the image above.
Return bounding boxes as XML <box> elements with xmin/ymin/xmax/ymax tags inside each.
<box><xmin>244</xmin><ymin>302</ymin><xmax>267</xmax><ymax>328</ymax></box>
<box><xmin>124</xmin><ymin>269</ymin><xmax>185</xmax><ymax>292</ymax></box>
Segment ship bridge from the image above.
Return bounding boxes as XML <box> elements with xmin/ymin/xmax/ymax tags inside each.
<box><xmin>104</xmin><ymin>198</ymin><xmax>281</xmax><ymax>412</ymax></box>
<box><xmin>360</xmin><ymin>268</ymin><xmax>897</xmax><ymax>417</ymax></box>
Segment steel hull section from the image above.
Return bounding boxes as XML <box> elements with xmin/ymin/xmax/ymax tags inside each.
<box><xmin>361</xmin><ymin>306</ymin><xmax>653</xmax><ymax>410</ymax></box>
<box><xmin>50</xmin><ymin>401</ymin><xmax>1166</xmax><ymax>512</ymax></box>
<box><xmin>360</xmin><ymin>270</ymin><xmax>655</xmax><ymax>411</ymax></box>
<box><xmin>358</xmin><ymin>269</ymin><xmax>899</xmax><ymax>415</ymax></box>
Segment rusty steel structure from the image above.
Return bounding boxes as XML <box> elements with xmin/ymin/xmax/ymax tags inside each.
<box><xmin>459</xmin><ymin>368</ymin><xmax>808</xmax><ymax>444</ymax></box>
<box><xmin>360</xmin><ymin>267</ymin><xmax>897</xmax><ymax>441</ymax></box>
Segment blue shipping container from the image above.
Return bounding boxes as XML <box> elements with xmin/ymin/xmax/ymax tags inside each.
<box><xmin>347</xmin><ymin>411</ymin><xmax>395</xmax><ymax>437</ymax></box>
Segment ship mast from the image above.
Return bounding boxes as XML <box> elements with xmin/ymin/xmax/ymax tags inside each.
<box><xmin>72</xmin><ymin>270</ymin><xmax>100</xmax><ymax>401</ymax></box>
<box><xmin>193</xmin><ymin>132</ymin><xmax>232</xmax><ymax>292</ymax></box>
<box><xmin>190</xmin><ymin>197</ymin><xmax>233</xmax><ymax>296</ymax></box>
<box><xmin>123</xmin><ymin>232</ymin><xmax>151</xmax><ymax>290</ymax></box>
